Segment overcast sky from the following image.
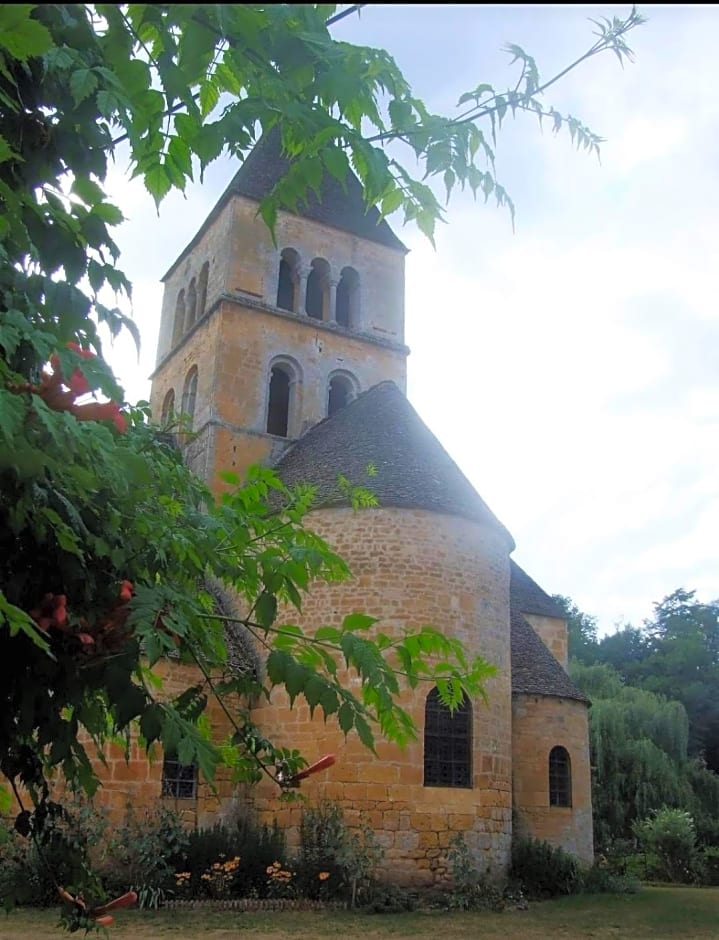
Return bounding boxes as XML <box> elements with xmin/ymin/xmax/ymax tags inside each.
<box><xmin>102</xmin><ymin>4</ymin><xmax>719</xmax><ymax>636</ymax></box>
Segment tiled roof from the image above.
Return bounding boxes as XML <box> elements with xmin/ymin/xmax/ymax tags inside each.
<box><xmin>273</xmin><ymin>381</ymin><xmax>514</xmax><ymax>545</ymax></box>
<box><xmin>510</xmin><ymin>609</ymin><xmax>588</xmax><ymax>702</ymax></box>
<box><xmin>227</xmin><ymin>127</ymin><xmax>407</xmax><ymax>251</ymax></box>
<box><xmin>510</xmin><ymin>560</ymin><xmax>566</xmax><ymax>618</ymax></box>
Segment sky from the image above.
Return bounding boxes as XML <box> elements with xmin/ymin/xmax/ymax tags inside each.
<box><xmin>102</xmin><ymin>4</ymin><xmax>719</xmax><ymax>637</ymax></box>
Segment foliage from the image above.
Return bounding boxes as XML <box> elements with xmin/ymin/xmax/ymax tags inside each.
<box><xmin>172</xmin><ymin>817</ymin><xmax>286</xmax><ymax>900</ymax></box>
<box><xmin>552</xmin><ymin>594</ymin><xmax>599</xmax><ymax>663</ymax></box>
<box><xmin>510</xmin><ymin>837</ymin><xmax>582</xmax><ymax>898</ymax></box>
<box><xmin>567</xmin><ymin>588</ymin><xmax>719</xmax><ymax>845</ymax></box>
<box><xmin>571</xmin><ymin>590</ymin><xmax>719</xmax><ymax>772</ymax></box>
<box><xmin>445</xmin><ymin>833</ymin><xmax>506</xmax><ymax>911</ymax></box>
<box><xmin>579</xmin><ymin>862</ymin><xmax>639</xmax><ymax>895</ymax></box>
<box><xmin>0</xmin><ymin>1</ymin><xmax>644</xmax><ymax>914</ymax></box>
<box><xmin>632</xmin><ymin>808</ymin><xmax>698</xmax><ymax>884</ymax></box>
<box><xmin>100</xmin><ymin>804</ymin><xmax>188</xmax><ymax>905</ymax></box>
<box><xmin>360</xmin><ymin>884</ymin><xmax>418</xmax><ymax>914</ymax></box>
<box><xmin>296</xmin><ymin>801</ymin><xmax>383</xmax><ymax>904</ymax></box>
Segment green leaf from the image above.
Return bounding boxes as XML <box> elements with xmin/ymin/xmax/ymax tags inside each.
<box><xmin>0</xmin><ymin>5</ymin><xmax>54</xmax><ymax>60</ymax></box>
<box><xmin>255</xmin><ymin>591</ymin><xmax>277</xmax><ymax>628</ymax></box>
<box><xmin>70</xmin><ymin>68</ymin><xmax>99</xmax><ymax>106</ymax></box>
<box><xmin>342</xmin><ymin>612</ymin><xmax>378</xmax><ymax>632</ymax></box>
<box><xmin>144</xmin><ymin>163</ymin><xmax>172</xmax><ymax>204</ymax></box>
<box><xmin>199</xmin><ymin>79</ymin><xmax>220</xmax><ymax>118</ymax></box>
<box><xmin>322</xmin><ymin>147</ymin><xmax>349</xmax><ymax>184</ymax></box>
<box><xmin>338</xmin><ymin>701</ymin><xmax>354</xmax><ymax>734</ymax></box>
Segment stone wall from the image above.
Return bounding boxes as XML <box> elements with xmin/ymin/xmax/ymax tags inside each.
<box><xmin>248</xmin><ymin>505</ymin><xmax>513</xmax><ymax>886</ymax></box>
<box><xmin>511</xmin><ymin>694</ymin><xmax>593</xmax><ymax>863</ymax></box>
<box><xmin>522</xmin><ymin>612</ymin><xmax>568</xmax><ymax>668</ymax></box>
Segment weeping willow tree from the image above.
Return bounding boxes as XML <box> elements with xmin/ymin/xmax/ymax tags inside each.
<box><xmin>570</xmin><ymin>662</ymin><xmax>719</xmax><ymax>848</ymax></box>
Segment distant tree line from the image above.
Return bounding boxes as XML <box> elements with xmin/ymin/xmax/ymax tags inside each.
<box><xmin>553</xmin><ymin>589</ymin><xmax>719</xmax><ymax>850</ymax></box>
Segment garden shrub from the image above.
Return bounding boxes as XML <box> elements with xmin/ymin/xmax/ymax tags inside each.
<box><xmin>445</xmin><ymin>833</ymin><xmax>505</xmax><ymax>911</ymax></box>
<box><xmin>296</xmin><ymin>801</ymin><xmax>384</xmax><ymax>904</ymax></box>
<box><xmin>580</xmin><ymin>863</ymin><xmax>639</xmax><ymax>895</ymax></box>
<box><xmin>100</xmin><ymin>804</ymin><xmax>188</xmax><ymax>907</ymax></box>
<box><xmin>0</xmin><ymin>799</ymin><xmax>108</xmax><ymax>908</ymax></box>
<box><xmin>510</xmin><ymin>836</ymin><xmax>581</xmax><ymax>898</ymax></box>
<box><xmin>172</xmin><ymin>816</ymin><xmax>286</xmax><ymax>899</ymax></box>
<box><xmin>632</xmin><ymin>807</ymin><xmax>698</xmax><ymax>883</ymax></box>
<box><xmin>698</xmin><ymin>846</ymin><xmax>719</xmax><ymax>886</ymax></box>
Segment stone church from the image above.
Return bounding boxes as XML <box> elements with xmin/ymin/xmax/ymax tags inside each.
<box><xmin>124</xmin><ymin>130</ymin><xmax>593</xmax><ymax>884</ymax></box>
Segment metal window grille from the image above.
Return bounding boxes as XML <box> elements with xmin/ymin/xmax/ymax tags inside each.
<box><xmin>423</xmin><ymin>688</ymin><xmax>472</xmax><ymax>788</ymax></box>
<box><xmin>548</xmin><ymin>746</ymin><xmax>572</xmax><ymax>807</ymax></box>
<box><xmin>161</xmin><ymin>758</ymin><xmax>198</xmax><ymax>799</ymax></box>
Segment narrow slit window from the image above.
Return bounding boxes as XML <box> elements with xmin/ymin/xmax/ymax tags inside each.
<box><xmin>327</xmin><ymin>376</ymin><xmax>353</xmax><ymax>417</ymax></box>
<box><xmin>306</xmin><ymin>258</ymin><xmax>329</xmax><ymax>320</ymax></box>
<box><xmin>267</xmin><ymin>366</ymin><xmax>291</xmax><ymax>437</ymax></box>
<box><xmin>181</xmin><ymin>367</ymin><xmax>198</xmax><ymax>428</ymax></box>
<box><xmin>424</xmin><ymin>687</ymin><xmax>472</xmax><ymax>788</ymax></box>
<box><xmin>161</xmin><ymin>389</ymin><xmax>175</xmax><ymax>424</ymax></box>
<box><xmin>186</xmin><ymin>278</ymin><xmax>197</xmax><ymax>330</ymax></box>
<box><xmin>335</xmin><ymin>267</ymin><xmax>359</xmax><ymax>328</ymax></box>
<box><xmin>197</xmin><ymin>262</ymin><xmax>209</xmax><ymax>320</ymax></box>
<box><xmin>172</xmin><ymin>290</ymin><xmax>186</xmax><ymax>345</ymax></box>
<box><xmin>549</xmin><ymin>746</ymin><xmax>572</xmax><ymax>807</ymax></box>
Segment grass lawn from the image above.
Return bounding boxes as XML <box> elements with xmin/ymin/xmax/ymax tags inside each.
<box><xmin>1</xmin><ymin>887</ymin><xmax>718</xmax><ymax>939</ymax></box>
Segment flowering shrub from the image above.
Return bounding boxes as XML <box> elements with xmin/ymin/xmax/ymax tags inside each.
<box><xmin>265</xmin><ymin>860</ymin><xmax>296</xmax><ymax>899</ymax></box>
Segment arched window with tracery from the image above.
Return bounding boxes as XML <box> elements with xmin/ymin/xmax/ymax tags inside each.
<box><xmin>305</xmin><ymin>257</ymin><xmax>330</xmax><ymax>320</ymax></box>
<box><xmin>327</xmin><ymin>373</ymin><xmax>357</xmax><ymax>418</ymax></box>
<box><xmin>172</xmin><ymin>290</ymin><xmax>186</xmax><ymax>345</ymax></box>
<box><xmin>549</xmin><ymin>746</ymin><xmax>572</xmax><ymax>807</ymax></box>
<box><xmin>185</xmin><ymin>278</ymin><xmax>197</xmax><ymax>331</ymax></box>
<box><xmin>424</xmin><ymin>687</ymin><xmax>472</xmax><ymax>788</ymax></box>
<box><xmin>335</xmin><ymin>266</ymin><xmax>359</xmax><ymax>328</ymax></box>
<box><xmin>266</xmin><ymin>364</ymin><xmax>293</xmax><ymax>437</ymax></box>
<box><xmin>181</xmin><ymin>366</ymin><xmax>198</xmax><ymax>429</ymax></box>
<box><xmin>277</xmin><ymin>248</ymin><xmax>300</xmax><ymax>312</ymax></box>
<box><xmin>197</xmin><ymin>262</ymin><xmax>209</xmax><ymax>320</ymax></box>
<box><xmin>160</xmin><ymin>389</ymin><xmax>175</xmax><ymax>424</ymax></box>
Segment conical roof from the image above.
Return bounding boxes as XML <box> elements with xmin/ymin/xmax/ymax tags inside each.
<box><xmin>273</xmin><ymin>381</ymin><xmax>514</xmax><ymax>546</ymax></box>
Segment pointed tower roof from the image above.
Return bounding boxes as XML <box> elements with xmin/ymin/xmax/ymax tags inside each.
<box><xmin>273</xmin><ymin>381</ymin><xmax>514</xmax><ymax>547</ymax></box>
<box><xmin>228</xmin><ymin>128</ymin><xmax>407</xmax><ymax>252</ymax></box>
<box><xmin>163</xmin><ymin>129</ymin><xmax>406</xmax><ymax>280</ymax></box>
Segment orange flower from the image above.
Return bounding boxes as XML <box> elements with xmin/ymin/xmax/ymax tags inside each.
<box><xmin>318</xmin><ymin>871</ymin><xmax>330</xmax><ymax>881</ymax></box>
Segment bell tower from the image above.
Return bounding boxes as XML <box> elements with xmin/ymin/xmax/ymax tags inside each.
<box><xmin>149</xmin><ymin>130</ymin><xmax>409</xmax><ymax>487</ymax></box>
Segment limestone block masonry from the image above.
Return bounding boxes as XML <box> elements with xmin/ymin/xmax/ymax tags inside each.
<box><xmin>249</xmin><ymin>506</ymin><xmax>513</xmax><ymax>887</ymax></box>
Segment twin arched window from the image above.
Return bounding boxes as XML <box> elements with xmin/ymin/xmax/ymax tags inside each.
<box><xmin>277</xmin><ymin>248</ymin><xmax>300</xmax><ymax>312</ymax></box>
<box><xmin>549</xmin><ymin>746</ymin><xmax>572</xmax><ymax>807</ymax></box>
<box><xmin>423</xmin><ymin>687</ymin><xmax>472</xmax><ymax>788</ymax></box>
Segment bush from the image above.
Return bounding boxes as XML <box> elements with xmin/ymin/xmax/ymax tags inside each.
<box><xmin>100</xmin><ymin>804</ymin><xmax>188</xmax><ymax>907</ymax></box>
<box><xmin>632</xmin><ymin>808</ymin><xmax>698</xmax><ymax>883</ymax></box>
<box><xmin>172</xmin><ymin>816</ymin><xmax>286</xmax><ymax>900</ymax></box>
<box><xmin>0</xmin><ymin>799</ymin><xmax>108</xmax><ymax>908</ymax></box>
<box><xmin>295</xmin><ymin>801</ymin><xmax>383</xmax><ymax>905</ymax></box>
<box><xmin>445</xmin><ymin>834</ymin><xmax>505</xmax><ymax>911</ymax></box>
<box><xmin>510</xmin><ymin>837</ymin><xmax>581</xmax><ymax>898</ymax></box>
<box><xmin>361</xmin><ymin>884</ymin><xmax>418</xmax><ymax>914</ymax></box>
<box><xmin>580</xmin><ymin>863</ymin><xmax>639</xmax><ymax>895</ymax></box>
<box><xmin>697</xmin><ymin>847</ymin><xmax>719</xmax><ymax>886</ymax></box>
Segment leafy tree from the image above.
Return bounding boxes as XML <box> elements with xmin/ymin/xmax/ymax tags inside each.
<box><xmin>594</xmin><ymin>590</ymin><xmax>719</xmax><ymax>770</ymax></box>
<box><xmin>0</xmin><ymin>3</ymin><xmax>644</xmax><ymax>918</ymax></box>
<box><xmin>570</xmin><ymin>660</ymin><xmax>719</xmax><ymax>849</ymax></box>
<box><xmin>552</xmin><ymin>593</ymin><xmax>599</xmax><ymax>663</ymax></box>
